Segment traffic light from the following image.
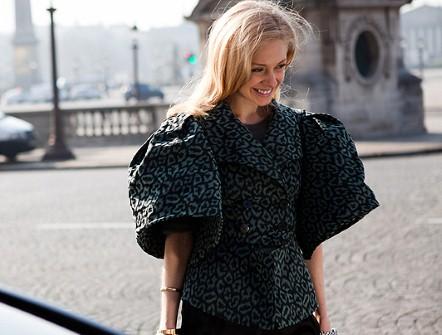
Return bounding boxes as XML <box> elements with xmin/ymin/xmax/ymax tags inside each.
<box><xmin>185</xmin><ymin>52</ymin><xmax>197</xmax><ymax>65</ymax></box>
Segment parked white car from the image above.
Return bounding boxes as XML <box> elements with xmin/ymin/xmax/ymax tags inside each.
<box><xmin>0</xmin><ymin>110</ymin><xmax>37</xmax><ymax>161</ymax></box>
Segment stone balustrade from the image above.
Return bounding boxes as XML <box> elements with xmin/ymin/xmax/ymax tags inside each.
<box><xmin>4</xmin><ymin>103</ymin><xmax>169</xmax><ymax>147</ymax></box>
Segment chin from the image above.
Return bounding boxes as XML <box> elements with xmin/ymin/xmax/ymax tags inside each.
<box><xmin>255</xmin><ymin>97</ymin><xmax>273</xmax><ymax>107</ymax></box>
<box><xmin>249</xmin><ymin>91</ymin><xmax>277</xmax><ymax>107</ymax></box>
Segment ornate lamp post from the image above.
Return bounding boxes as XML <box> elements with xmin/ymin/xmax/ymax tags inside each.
<box><xmin>131</xmin><ymin>24</ymin><xmax>140</xmax><ymax>101</ymax></box>
<box><xmin>42</xmin><ymin>3</ymin><xmax>75</xmax><ymax>161</ymax></box>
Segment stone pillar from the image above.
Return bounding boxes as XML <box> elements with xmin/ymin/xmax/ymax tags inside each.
<box><xmin>13</xmin><ymin>0</ymin><xmax>41</xmax><ymax>89</ymax></box>
<box><xmin>188</xmin><ymin>0</ymin><xmax>425</xmax><ymax>138</ymax></box>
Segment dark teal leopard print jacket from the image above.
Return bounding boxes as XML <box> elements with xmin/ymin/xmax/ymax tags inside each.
<box><xmin>128</xmin><ymin>100</ymin><xmax>379</xmax><ymax>330</ymax></box>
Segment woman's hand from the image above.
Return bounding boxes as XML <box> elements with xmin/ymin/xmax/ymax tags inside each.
<box><xmin>315</xmin><ymin>309</ymin><xmax>338</xmax><ymax>335</ymax></box>
<box><xmin>313</xmin><ymin>309</ymin><xmax>331</xmax><ymax>332</ymax></box>
<box><xmin>305</xmin><ymin>245</ymin><xmax>332</xmax><ymax>332</ymax></box>
<box><xmin>316</xmin><ymin>309</ymin><xmax>331</xmax><ymax>332</ymax></box>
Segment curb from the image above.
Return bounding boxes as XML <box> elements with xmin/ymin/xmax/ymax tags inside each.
<box><xmin>0</xmin><ymin>163</ymin><xmax>128</xmax><ymax>172</ymax></box>
<box><xmin>1</xmin><ymin>147</ymin><xmax>442</xmax><ymax>172</ymax></box>
<box><xmin>359</xmin><ymin>147</ymin><xmax>442</xmax><ymax>159</ymax></box>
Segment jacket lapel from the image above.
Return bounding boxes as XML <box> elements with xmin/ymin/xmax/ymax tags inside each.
<box><xmin>200</xmin><ymin>101</ymin><xmax>302</xmax><ymax>192</ymax></box>
<box><xmin>261</xmin><ymin>101</ymin><xmax>303</xmax><ymax>166</ymax></box>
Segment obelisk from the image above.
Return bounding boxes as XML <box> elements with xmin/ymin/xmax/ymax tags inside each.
<box><xmin>13</xmin><ymin>0</ymin><xmax>41</xmax><ymax>88</ymax></box>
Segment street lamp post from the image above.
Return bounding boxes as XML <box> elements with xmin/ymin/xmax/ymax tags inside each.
<box><xmin>417</xmin><ymin>37</ymin><xmax>425</xmax><ymax>80</ymax></box>
<box><xmin>42</xmin><ymin>4</ymin><xmax>75</xmax><ymax>161</ymax></box>
<box><xmin>131</xmin><ymin>24</ymin><xmax>140</xmax><ymax>101</ymax></box>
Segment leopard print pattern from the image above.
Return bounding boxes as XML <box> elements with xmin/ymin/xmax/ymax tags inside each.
<box><xmin>296</xmin><ymin>111</ymin><xmax>380</xmax><ymax>259</ymax></box>
<box><xmin>128</xmin><ymin>113</ymin><xmax>223</xmax><ymax>264</ymax></box>
<box><xmin>128</xmin><ymin>100</ymin><xmax>379</xmax><ymax>330</ymax></box>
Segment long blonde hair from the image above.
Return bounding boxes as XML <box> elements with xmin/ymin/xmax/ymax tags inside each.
<box><xmin>168</xmin><ymin>0</ymin><xmax>312</xmax><ymax>117</ymax></box>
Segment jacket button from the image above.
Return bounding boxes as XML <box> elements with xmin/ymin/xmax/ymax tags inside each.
<box><xmin>239</xmin><ymin>223</ymin><xmax>250</xmax><ymax>234</ymax></box>
<box><xmin>243</xmin><ymin>199</ymin><xmax>252</xmax><ymax>209</ymax></box>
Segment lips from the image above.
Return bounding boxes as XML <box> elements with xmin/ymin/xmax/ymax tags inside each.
<box><xmin>253</xmin><ymin>88</ymin><xmax>273</xmax><ymax>97</ymax></box>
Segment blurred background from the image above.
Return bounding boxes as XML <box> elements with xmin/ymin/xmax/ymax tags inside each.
<box><xmin>0</xmin><ymin>0</ymin><xmax>441</xmax><ymax>152</ymax></box>
<box><xmin>0</xmin><ymin>0</ymin><xmax>440</xmax><ymax>103</ymax></box>
<box><xmin>0</xmin><ymin>0</ymin><xmax>200</xmax><ymax>106</ymax></box>
<box><xmin>0</xmin><ymin>1</ymin><xmax>441</xmax><ymax>335</ymax></box>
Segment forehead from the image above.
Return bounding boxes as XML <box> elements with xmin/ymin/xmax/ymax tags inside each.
<box><xmin>252</xmin><ymin>39</ymin><xmax>289</xmax><ymax>64</ymax></box>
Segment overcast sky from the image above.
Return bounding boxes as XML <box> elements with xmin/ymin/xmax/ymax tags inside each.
<box><xmin>0</xmin><ymin>0</ymin><xmax>200</xmax><ymax>33</ymax></box>
<box><xmin>0</xmin><ymin>0</ymin><xmax>440</xmax><ymax>34</ymax></box>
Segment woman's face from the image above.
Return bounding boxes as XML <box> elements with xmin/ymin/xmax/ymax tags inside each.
<box><xmin>231</xmin><ymin>39</ymin><xmax>289</xmax><ymax>110</ymax></box>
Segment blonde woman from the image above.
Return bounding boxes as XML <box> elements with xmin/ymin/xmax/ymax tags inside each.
<box><xmin>128</xmin><ymin>1</ymin><xmax>379</xmax><ymax>334</ymax></box>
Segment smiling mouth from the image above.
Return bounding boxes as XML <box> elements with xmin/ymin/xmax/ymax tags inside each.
<box><xmin>253</xmin><ymin>88</ymin><xmax>273</xmax><ymax>96</ymax></box>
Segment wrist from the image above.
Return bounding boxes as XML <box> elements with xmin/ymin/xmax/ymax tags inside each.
<box><xmin>316</xmin><ymin>306</ymin><xmax>328</xmax><ymax>318</ymax></box>
<box><xmin>319</xmin><ymin>311</ymin><xmax>329</xmax><ymax>320</ymax></box>
<box><xmin>158</xmin><ymin>316</ymin><xmax>177</xmax><ymax>330</ymax></box>
<box><xmin>160</xmin><ymin>286</ymin><xmax>181</xmax><ymax>330</ymax></box>
<box><xmin>159</xmin><ymin>321</ymin><xmax>177</xmax><ymax>329</ymax></box>
<box><xmin>156</xmin><ymin>329</ymin><xmax>178</xmax><ymax>335</ymax></box>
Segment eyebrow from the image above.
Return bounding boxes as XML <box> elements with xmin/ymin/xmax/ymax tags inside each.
<box><xmin>252</xmin><ymin>59</ymin><xmax>287</xmax><ymax>66</ymax></box>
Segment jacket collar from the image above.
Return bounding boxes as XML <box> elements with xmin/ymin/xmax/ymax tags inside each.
<box><xmin>199</xmin><ymin>100</ymin><xmax>302</xmax><ymax>191</ymax></box>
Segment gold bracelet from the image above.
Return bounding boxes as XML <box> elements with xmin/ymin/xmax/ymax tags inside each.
<box><xmin>156</xmin><ymin>329</ymin><xmax>177</xmax><ymax>335</ymax></box>
<box><xmin>160</xmin><ymin>287</ymin><xmax>182</xmax><ymax>293</ymax></box>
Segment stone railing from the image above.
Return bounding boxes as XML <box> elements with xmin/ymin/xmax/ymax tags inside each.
<box><xmin>4</xmin><ymin>103</ymin><xmax>170</xmax><ymax>147</ymax></box>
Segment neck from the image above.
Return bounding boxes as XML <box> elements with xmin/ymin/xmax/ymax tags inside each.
<box><xmin>227</xmin><ymin>96</ymin><xmax>272</xmax><ymax>125</ymax></box>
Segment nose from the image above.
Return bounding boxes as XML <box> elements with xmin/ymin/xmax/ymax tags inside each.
<box><xmin>263</xmin><ymin>70</ymin><xmax>278</xmax><ymax>87</ymax></box>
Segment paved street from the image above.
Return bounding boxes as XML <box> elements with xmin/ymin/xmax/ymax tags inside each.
<box><xmin>0</xmin><ymin>154</ymin><xmax>441</xmax><ymax>334</ymax></box>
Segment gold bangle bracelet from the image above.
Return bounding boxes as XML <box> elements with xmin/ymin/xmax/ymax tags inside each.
<box><xmin>156</xmin><ymin>329</ymin><xmax>177</xmax><ymax>335</ymax></box>
<box><xmin>160</xmin><ymin>287</ymin><xmax>182</xmax><ymax>293</ymax></box>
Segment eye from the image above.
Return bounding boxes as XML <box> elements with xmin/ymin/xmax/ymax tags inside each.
<box><xmin>276</xmin><ymin>63</ymin><xmax>287</xmax><ymax>70</ymax></box>
<box><xmin>252</xmin><ymin>68</ymin><xmax>264</xmax><ymax>73</ymax></box>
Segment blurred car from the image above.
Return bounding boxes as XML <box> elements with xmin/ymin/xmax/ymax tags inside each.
<box><xmin>123</xmin><ymin>83</ymin><xmax>164</xmax><ymax>102</ymax></box>
<box><xmin>0</xmin><ymin>110</ymin><xmax>37</xmax><ymax>161</ymax></box>
<box><xmin>0</xmin><ymin>286</ymin><xmax>122</xmax><ymax>335</ymax></box>
<box><xmin>0</xmin><ymin>88</ymin><xmax>29</xmax><ymax>105</ymax></box>
<box><xmin>1</xmin><ymin>84</ymin><xmax>69</xmax><ymax>106</ymax></box>
<box><xmin>69</xmin><ymin>84</ymin><xmax>103</xmax><ymax>101</ymax></box>
<box><xmin>28</xmin><ymin>83</ymin><xmax>69</xmax><ymax>103</ymax></box>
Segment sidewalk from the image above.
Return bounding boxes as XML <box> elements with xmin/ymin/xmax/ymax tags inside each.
<box><xmin>1</xmin><ymin>111</ymin><xmax>441</xmax><ymax>171</ymax></box>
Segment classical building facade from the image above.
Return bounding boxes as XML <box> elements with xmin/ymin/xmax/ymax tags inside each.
<box><xmin>188</xmin><ymin>0</ymin><xmax>425</xmax><ymax>138</ymax></box>
<box><xmin>13</xmin><ymin>0</ymin><xmax>41</xmax><ymax>89</ymax></box>
<box><xmin>401</xmin><ymin>5</ymin><xmax>442</xmax><ymax>68</ymax></box>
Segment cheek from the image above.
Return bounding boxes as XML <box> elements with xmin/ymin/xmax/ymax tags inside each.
<box><xmin>276</xmin><ymin>71</ymin><xmax>285</xmax><ymax>83</ymax></box>
<box><xmin>249</xmin><ymin>75</ymin><xmax>263</xmax><ymax>87</ymax></box>
<box><xmin>242</xmin><ymin>77</ymin><xmax>261</xmax><ymax>92</ymax></box>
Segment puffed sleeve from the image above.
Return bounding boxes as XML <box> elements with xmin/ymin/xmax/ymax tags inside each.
<box><xmin>295</xmin><ymin>111</ymin><xmax>379</xmax><ymax>260</ymax></box>
<box><xmin>128</xmin><ymin>113</ymin><xmax>223</xmax><ymax>263</ymax></box>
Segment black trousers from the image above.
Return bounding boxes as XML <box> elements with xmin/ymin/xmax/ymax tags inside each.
<box><xmin>180</xmin><ymin>302</ymin><xmax>320</xmax><ymax>335</ymax></box>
